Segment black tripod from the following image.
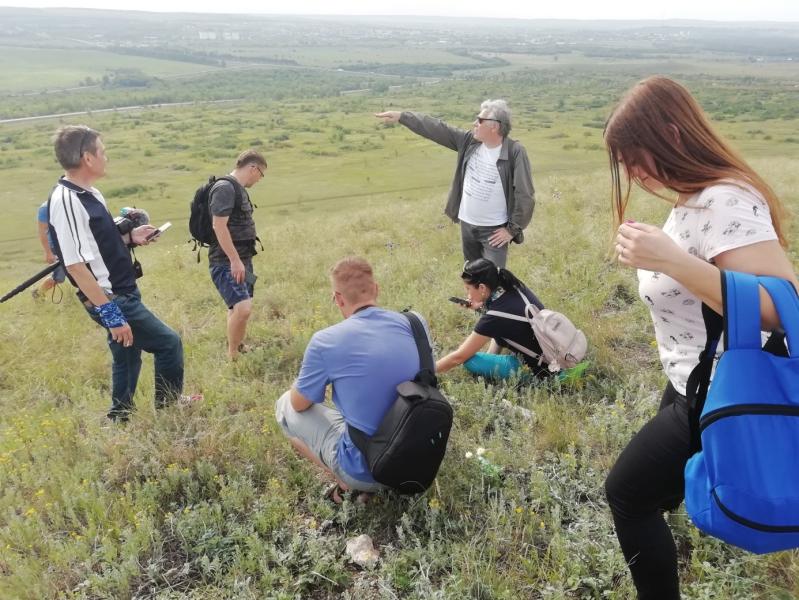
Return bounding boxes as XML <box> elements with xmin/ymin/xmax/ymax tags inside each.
<box><xmin>0</xmin><ymin>261</ymin><xmax>62</xmax><ymax>303</ymax></box>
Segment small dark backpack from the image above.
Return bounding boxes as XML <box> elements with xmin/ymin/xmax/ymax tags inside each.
<box><xmin>349</xmin><ymin>312</ymin><xmax>453</xmax><ymax>494</ymax></box>
<box><xmin>188</xmin><ymin>175</ymin><xmax>242</xmax><ymax>247</ymax></box>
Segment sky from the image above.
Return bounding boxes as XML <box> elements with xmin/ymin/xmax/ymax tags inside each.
<box><xmin>1</xmin><ymin>0</ymin><xmax>798</xmax><ymax>22</ymax></box>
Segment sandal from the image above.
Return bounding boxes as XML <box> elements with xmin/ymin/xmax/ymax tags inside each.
<box><xmin>178</xmin><ymin>393</ymin><xmax>203</xmax><ymax>407</ymax></box>
<box><xmin>324</xmin><ymin>482</ymin><xmax>345</xmax><ymax>504</ymax></box>
<box><xmin>323</xmin><ymin>483</ymin><xmax>373</xmax><ymax>505</ymax></box>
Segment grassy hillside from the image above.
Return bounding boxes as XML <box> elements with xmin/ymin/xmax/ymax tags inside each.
<box><xmin>1</xmin><ymin>29</ymin><xmax>799</xmax><ymax>597</ymax></box>
<box><xmin>1</xmin><ymin>156</ymin><xmax>798</xmax><ymax>597</ymax></box>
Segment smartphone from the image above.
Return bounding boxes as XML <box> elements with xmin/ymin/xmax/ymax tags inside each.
<box><xmin>145</xmin><ymin>222</ymin><xmax>171</xmax><ymax>241</ymax></box>
<box><xmin>449</xmin><ymin>296</ymin><xmax>471</xmax><ymax>307</ymax></box>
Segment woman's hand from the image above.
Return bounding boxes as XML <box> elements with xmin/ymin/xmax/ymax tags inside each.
<box><xmin>435</xmin><ymin>332</ymin><xmax>490</xmax><ymax>374</ymax></box>
<box><xmin>615</xmin><ymin>221</ymin><xmax>683</xmax><ymax>272</ymax></box>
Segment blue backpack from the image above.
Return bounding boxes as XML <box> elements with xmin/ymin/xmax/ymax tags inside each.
<box><xmin>684</xmin><ymin>270</ymin><xmax>799</xmax><ymax>554</ymax></box>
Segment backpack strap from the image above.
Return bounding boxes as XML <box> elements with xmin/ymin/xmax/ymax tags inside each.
<box><xmin>214</xmin><ymin>175</ymin><xmax>244</xmax><ymax>210</ymax></box>
<box><xmin>498</xmin><ymin>337</ymin><xmax>543</xmax><ymax>364</ymax></box>
<box><xmin>686</xmin><ymin>270</ymin><xmax>760</xmax><ymax>454</ymax></box>
<box><xmin>348</xmin><ymin>311</ymin><xmax>435</xmax><ymax>454</ymax></box>
<box><xmin>758</xmin><ymin>276</ymin><xmax>799</xmax><ymax>357</ymax></box>
<box><xmin>514</xmin><ymin>286</ymin><xmax>541</xmax><ymax>317</ymax></box>
<box><xmin>723</xmin><ymin>271</ymin><xmax>762</xmax><ymax>351</ymax></box>
<box><xmin>484</xmin><ymin>286</ymin><xmax>544</xmax><ymax>364</ymax></box>
<box><xmin>485</xmin><ymin>309</ymin><xmax>528</xmax><ymax>323</ymax></box>
<box><xmin>687</xmin><ymin>271</ymin><xmax>799</xmax><ymax>454</ymax></box>
<box><xmin>403</xmin><ymin>311</ymin><xmax>438</xmax><ymax>388</ymax></box>
<box><xmin>685</xmin><ymin>300</ymin><xmax>723</xmax><ymax>454</ymax></box>
<box><xmin>485</xmin><ymin>286</ymin><xmax>539</xmax><ymax>322</ymax></box>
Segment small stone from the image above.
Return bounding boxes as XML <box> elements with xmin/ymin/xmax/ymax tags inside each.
<box><xmin>345</xmin><ymin>534</ymin><xmax>380</xmax><ymax>568</ymax></box>
<box><xmin>501</xmin><ymin>398</ymin><xmax>533</xmax><ymax>420</ymax></box>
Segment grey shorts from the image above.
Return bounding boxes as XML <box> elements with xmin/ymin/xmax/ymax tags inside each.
<box><xmin>274</xmin><ymin>390</ymin><xmax>386</xmax><ymax>493</ymax></box>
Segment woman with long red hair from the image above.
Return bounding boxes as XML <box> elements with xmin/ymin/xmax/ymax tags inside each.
<box><xmin>603</xmin><ymin>76</ymin><xmax>797</xmax><ymax>598</ymax></box>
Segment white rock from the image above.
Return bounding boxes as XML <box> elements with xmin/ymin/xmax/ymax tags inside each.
<box><xmin>345</xmin><ymin>534</ymin><xmax>380</xmax><ymax>568</ymax></box>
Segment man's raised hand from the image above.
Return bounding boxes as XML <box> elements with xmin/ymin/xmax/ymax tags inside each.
<box><xmin>375</xmin><ymin>111</ymin><xmax>401</xmax><ymax>124</ymax></box>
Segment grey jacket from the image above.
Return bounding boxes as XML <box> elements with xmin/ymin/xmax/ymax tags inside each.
<box><xmin>399</xmin><ymin>111</ymin><xmax>535</xmax><ymax>243</ymax></box>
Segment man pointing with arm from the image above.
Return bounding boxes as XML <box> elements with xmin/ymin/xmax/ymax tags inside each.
<box><xmin>376</xmin><ymin>99</ymin><xmax>534</xmax><ymax>268</ymax></box>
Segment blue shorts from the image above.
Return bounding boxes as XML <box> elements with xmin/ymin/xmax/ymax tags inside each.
<box><xmin>209</xmin><ymin>258</ymin><xmax>254</xmax><ymax>309</ymax></box>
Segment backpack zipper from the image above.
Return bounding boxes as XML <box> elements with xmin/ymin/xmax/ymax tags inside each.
<box><xmin>711</xmin><ymin>489</ymin><xmax>799</xmax><ymax>533</ymax></box>
<box><xmin>700</xmin><ymin>404</ymin><xmax>799</xmax><ymax>431</ymax></box>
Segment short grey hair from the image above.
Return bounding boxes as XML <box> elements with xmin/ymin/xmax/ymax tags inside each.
<box><xmin>53</xmin><ymin>125</ymin><xmax>100</xmax><ymax>170</ymax></box>
<box><xmin>480</xmin><ymin>99</ymin><xmax>512</xmax><ymax>137</ymax></box>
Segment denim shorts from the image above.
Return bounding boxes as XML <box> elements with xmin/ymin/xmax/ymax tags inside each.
<box><xmin>209</xmin><ymin>258</ymin><xmax>254</xmax><ymax>309</ymax></box>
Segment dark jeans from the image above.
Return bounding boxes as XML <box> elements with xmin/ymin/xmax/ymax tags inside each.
<box><xmin>87</xmin><ymin>290</ymin><xmax>184</xmax><ymax>420</ymax></box>
<box><xmin>605</xmin><ymin>383</ymin><xmax>693</xmax><ymax>600</ymax></box>
<box><xmin>460</xmin><ymin>221</ymin><xmax>509</xmax><ymax>268</ymax></box>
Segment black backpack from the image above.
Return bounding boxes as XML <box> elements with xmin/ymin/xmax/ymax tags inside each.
<box><xmin>188</xmin><ymin>175</ymin><xmax>242</xmax><ymax>246</ymax></box>
<box><xmin>349</xmin><ymin>312</ymin><xmax>453</xmax><ymax>494</ymax></box>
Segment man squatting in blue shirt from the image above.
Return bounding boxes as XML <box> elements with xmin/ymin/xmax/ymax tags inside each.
<box><xmin>275</xmin><ymin>256</ymin><xmax>430</xmax><ymax>503</ymax></box>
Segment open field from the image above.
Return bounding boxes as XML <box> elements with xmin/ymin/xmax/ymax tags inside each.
<box><xmin>1</xmin><ymin>166</ymin><xmax>798</xmax><ymax>598</ymax></box>
<box><xmin>0</xmin><ymin>47</ymin><xmax>222</xmax><ymax>94</ymax></box>
<box><xmin>1</xmin><ymin>10</ymin><xmax>799</xmax><ymax>599</ymax></box>
<box><xmin>230</xmin><ymin>46</ymin><xmax>485</xmax><ymax>68</ymax></box>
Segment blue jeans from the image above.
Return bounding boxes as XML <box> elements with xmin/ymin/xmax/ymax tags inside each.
<box><xmin>87</xmin><ymin>290</ymin><xmax>184</xmax><ymax>420</ymax></box>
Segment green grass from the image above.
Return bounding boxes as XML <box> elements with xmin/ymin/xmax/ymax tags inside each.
<box><xmin>1</xmin><ymin>58</ymin><xmax>799</xmax><ymax>598</ymax></box>
<box><xmin>0</xmin><ymin>46</ymin><xmax>221</xmax><ymax>93</ymax></box>
<box><xmin>232</xmin><ymin>46</ymin><xmax>484</xmax><ymax>68</ymax></box>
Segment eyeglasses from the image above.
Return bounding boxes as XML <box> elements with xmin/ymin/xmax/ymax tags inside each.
<box><xmin>253</xmin><ymin>165</ymin><xmax>265</xmax><ymax>177</ymax></box>
<box><xmin>476</xmin><ymin>116</ymin><xmax>501</xmax><ymax>125</ymax></box>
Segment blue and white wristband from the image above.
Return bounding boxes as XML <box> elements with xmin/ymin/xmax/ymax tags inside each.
<box><xmin>94</xmin><ymin>301</ymin><xmax>127</xmax><ymax>329</ymax></box>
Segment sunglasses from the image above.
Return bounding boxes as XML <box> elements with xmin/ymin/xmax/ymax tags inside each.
<box><xmin>476</xmin><ymin>117</ymin><xmax>501</xmax><ymax>125</ymax></box>
<box><xmin>253</xmin><ymin>164</ymin><xmax>265</xmax><ymax>177</ymax></box>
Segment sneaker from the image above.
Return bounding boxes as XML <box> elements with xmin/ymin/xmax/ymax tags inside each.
<box><xmin>178</xmin><ymin>393</ymin><xmax>203</xmax><ymax>407</ymax></box>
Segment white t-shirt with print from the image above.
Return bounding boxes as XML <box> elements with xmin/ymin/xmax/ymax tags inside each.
<box><xmin>638</xmin><ymin>182</ymin><xmax>778</xmax><ymax>395</ymax></box>
<box><xmin>458</xmin><ymin>143</ymin><xmax>508</xmax><ymax>226</ymax></box>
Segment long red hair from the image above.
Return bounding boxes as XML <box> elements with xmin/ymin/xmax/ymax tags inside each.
<box><xmin>604</xmin><ymin>76</ymin><xmax>787</xmax><ymax>246</ymax></box>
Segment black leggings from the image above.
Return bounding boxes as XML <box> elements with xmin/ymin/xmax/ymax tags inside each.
<box><xmin>605</xmin><ymin>383</ymin><xmax>694</xmax><ymax>600</ymax></box>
